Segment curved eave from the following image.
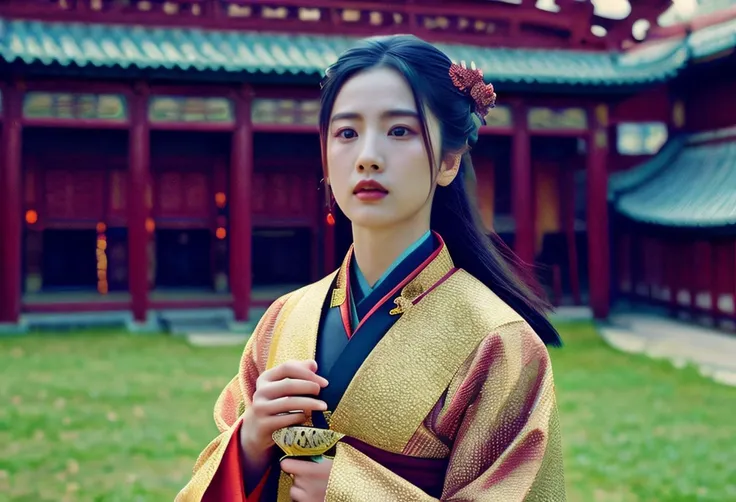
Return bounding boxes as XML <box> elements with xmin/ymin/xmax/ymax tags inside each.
<box><xmin>633</xmin><ymin>13</ymin><xmax>736</xmax><ymax>67</ymax></box>
<box><xmin>0</xmin><ymin>18</ymin><xmax>686</xmax><ymax>86</ymax></box>
<box><xmin>608</xmin><ymin>135</ymin><xmax>686</xmax><ymax>201</ymax></box>
<box><xmin>613</xmin><ymin>130</ymin><xmax>736</xmax><ymax>228</ymax></box>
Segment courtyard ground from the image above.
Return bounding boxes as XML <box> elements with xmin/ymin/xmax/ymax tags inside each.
<box><xmin>1</xmin><ymin>321</ymin><xmax>735</xmax><ymax>501</ymax></box>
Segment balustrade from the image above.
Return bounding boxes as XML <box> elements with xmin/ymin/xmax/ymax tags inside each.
<box><xmin>3</xmin><ymin>0</ymin><xmax>597</xmax><ymax>48</ymax></box>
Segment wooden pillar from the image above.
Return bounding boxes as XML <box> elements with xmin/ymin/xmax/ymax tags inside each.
<box><xmin>621</xmin><ymin>232</ymin><xmax>632</xmax><ymax>297</ymax></box>
<box><xmin>586</xmin><ymin>104</ymin><xmax>611</xmax><ymax>319</ymax></box>
<box><xmin>733</xmin><ymin>241</ymin><xmax>736</xmax><ymax>319</ymax></box>
<box><xmin>709</xmin><ymin>241</ymin><xmax>719</xmax><ymax>318</ymax></box>
<box><xmin>688</xmin><ymin>242</ymin><xmax>697</xmax><ymax>313</ymax></box>
<box><xmin>230</xmin><ymin>87</ymin><xmax>254</xmax><ymax>322</ymax></box>
<box><xmin>668</xmin><ymin>239</ymin><xmax>679</xmax><ymax>313</ymax></box>
<box><xmin>0</xmin><ymin>84</ymin><xmax>23</xmax><ymax>324</ymax></box>
<box><xmin>512</xmin><ymin>101</ymin><xmax>534</xmax><ymax>265</ymax></box>
<box><xmin>560</xmin><ymin>164</ymin><xmax>581</xmax><ymax>304</ymax></box>
<box><xmin>669</xmin><ymin>92</ymin><xmax>686</xmax><ymax>136</ymax></box>
<box><xmin>128</xmin><ymin>84</ymin><xmax>150</xmax><ymax>323</ymax></box>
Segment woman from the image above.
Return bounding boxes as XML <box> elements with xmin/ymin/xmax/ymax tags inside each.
<box><xmin>178</xmin><ymin>34</ymin><xmax>565</xmax><ymax>502</ymax></box>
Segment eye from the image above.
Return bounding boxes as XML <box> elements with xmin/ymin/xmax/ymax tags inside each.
<box><xmin>335</xmin><ymin>128</ymin><xmax>357</xmax><ymax>139</ymax></box>
<box><xmin>389</xmin><ymin>126</ymin><xmax>413</xmax><ymax>137</ymax></box>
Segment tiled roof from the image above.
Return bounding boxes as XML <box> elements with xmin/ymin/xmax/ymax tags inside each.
<box><xmin>0</xmin><ymin>17</ymin><xmax>686</xmax><ymax>85</ymax></box>
<box><xmin>688</xmin><ymin>15</ymin><xmax>736</xmax><ymax>58</ymax></box>
<box><xmin>658</xmin><ymin>0</ymin><xmax>736</xmax><ymax>27</ymax></box>
<box><xmin>608</xmin><ymin>136</ymin><xmax>686</xmax><ymax>201</ymax></box>
<box><xmin>619</xmin><ymin>6</ymin><xmax>736</xmax><ymax>68</ymax></box>
<box><xmin>612</xmin><ymin>128</ymin><xmax>736</xmax><ymax>228</ymax></box>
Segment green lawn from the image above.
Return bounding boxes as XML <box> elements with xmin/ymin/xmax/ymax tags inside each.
<box><xmin>1</xmin><ymin>322</ymin><xmax>735</xmax><ymax>501</ymax></box>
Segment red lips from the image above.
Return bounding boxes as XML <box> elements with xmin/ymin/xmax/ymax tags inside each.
<box><xmin>353</xmin><ymin>180</ymin><xmax>388</xmax><ymax>194</ymax></box>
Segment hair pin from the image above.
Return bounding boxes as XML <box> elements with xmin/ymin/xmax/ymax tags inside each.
<box><xmin>449</xmin><ymin>62</ymin><xmax>497</xmax><ymax>121</ymax></box>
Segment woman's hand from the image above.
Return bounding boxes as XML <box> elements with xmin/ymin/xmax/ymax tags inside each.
<box><xmin>281</xmin><ymin>458</ymin><xmax>334</xmax><ymax>502</ymax></box>
<box><xmin>240</xmin><ymin>360</ymin><xmax>329</xmax><ymax>470</ymax></box>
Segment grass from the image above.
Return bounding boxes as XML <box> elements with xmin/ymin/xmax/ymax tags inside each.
<box><xmin>1</xmin><ymin>322</ymin><xmax>735</xmax><ymax>501</ymax></box>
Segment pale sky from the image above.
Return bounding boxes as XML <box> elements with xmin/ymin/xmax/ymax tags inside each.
<box><xmin>535</xmin><ymin>0</ymin><xmax>699</xmax><ymax>21</ymax></box>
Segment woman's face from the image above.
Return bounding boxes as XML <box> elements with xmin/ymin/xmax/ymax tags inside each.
<box><xmin>326</xmin><ymin>66</ymin><xmax>456</xmax><ymax>231</ymax></box>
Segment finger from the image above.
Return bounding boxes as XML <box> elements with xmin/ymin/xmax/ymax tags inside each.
<box><xmin>261</xmin><ymin>361</ymin><xmax>329</xmax><ymax>387</ymax></box>
<box><xmin>262</xmin><ymin>360</ymin><xmax>317</xmax><ymax>381</ymax></box>
<box><xmin>289</xmin><ymin>485</ymin><xmax>308</xmax><ymax>502</ymax></box>
<box><xmin>281</xmin><ymin>458</ymin><xmax>325</xmax><ymax>477</ymax></box>
<box><xmin>280</xmin><ymin>458</ymin><xmax>302</xmax><ymax>474</ymax></box>
<box><xmin>258</xmin><ymin>378</ymin><xmax>322</xmax><ymax>400</ymax></box>
<box><xmin>261</xmin><ymin>396</ymin><xmax>327</xmax><ymax>416</ymax></box>
<box><xmin>265</xmin><ymin>411</ymin><xmax>311</xmax><ymax>431</ymax></box>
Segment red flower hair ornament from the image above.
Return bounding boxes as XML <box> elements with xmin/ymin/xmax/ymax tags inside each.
<box><xmin>449</xmin><ymin>60</ymin><xmax>497</xmax><ymax>123</ymax></box>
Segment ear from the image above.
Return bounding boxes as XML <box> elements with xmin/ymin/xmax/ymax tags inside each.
<box><xmin>436</xmin><ymin>154</ymin><xmax>461</xmax><ymax>187</ymax></box>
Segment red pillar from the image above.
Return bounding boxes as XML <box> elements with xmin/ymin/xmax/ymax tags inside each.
<box><xmin>733</xmin><ymin>241</ymin><xmax>736</xmax><ymax>319</ymax></box>
<box><xmin>230</xmin><ymin>87</ymin><xmax>254</xmax><ymax>322</ymax></box>
<box><xmin>0</xmin><ymin>84</ymin><xmax>22</xmax><ymax>324</ymax></box>
<box><xmin>586</xmin><ymin>104</ymin><xmax>611</xmax><ymax>319</ymax></box>
<box><xmin>512</xmin><ymin>101</ymin><xmax>534</xmax><ymax>265</ymax></box>
<box><xmin>708</xmin><ymin>241</ymin><xmax>718</xmax><ymax>317</ymax></box>
<box><xmin>560</xmin><ymin>164</ymin><xmax>581</xmax><ymax>304</ymax></box>
<box><xmin>128</xmin><ymin>84</ymin><xmax>150</xmax><ymax>323</ymax></box>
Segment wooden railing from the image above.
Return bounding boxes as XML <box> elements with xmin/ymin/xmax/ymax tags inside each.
<box><xmin>0</xmin><ymin>0</ymin><xmax>636</xmax><ymax>49</ymax></box>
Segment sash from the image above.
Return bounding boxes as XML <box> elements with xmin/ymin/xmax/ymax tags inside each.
<box><xmin>343</xmin><ymin>436</ymin><xmax>448</xmax><ymax>498</ymax></box>
<box><xmin>272</xmin><ymin>427</ymin><xmax>447</xmax><ymax>498</ymax></box>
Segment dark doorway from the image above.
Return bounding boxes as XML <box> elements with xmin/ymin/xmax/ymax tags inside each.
<box><xmin>42</xmin><ymin>229</ymin><xmax>98</xmax><ymax>290</ymax></box>
<box><xmin>252</xmin><ymin>228</ymin><xmax>312</xmax><ymax>286</ymax></box>
<box><xmin>106</xmin><ymin>227</ymin><xmax>129</xmax><ymax>292</ymax></box>
<box><xmin>155</xmin><ymin>229</ymin><xmax>212</xmax><ymax>288</ymax></box>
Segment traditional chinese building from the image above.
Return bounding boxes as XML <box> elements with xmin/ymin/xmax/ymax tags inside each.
<box><xmin>609</xmin><ymin>0</ymin><xmax>736</xmax><ymax>328</ymax></box>
<box><xmin>0</xmin><ymin>0</ymin><xmax>732</xmax><ymax>330</ymax></box>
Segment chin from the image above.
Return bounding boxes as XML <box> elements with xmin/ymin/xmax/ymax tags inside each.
<box><xmin>344</xmin><ymin>207</ymin><xmax>400</xmax><ymax>229</ymax></box>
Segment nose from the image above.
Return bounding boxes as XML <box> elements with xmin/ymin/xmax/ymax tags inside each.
<box><xmin>355</xmin><ymin>134</ymin><xmax>384</xmax><ymax>173</ymax></box>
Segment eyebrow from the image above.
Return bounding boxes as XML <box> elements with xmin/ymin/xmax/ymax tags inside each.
<box><xmin>330</xmin><ymin>109</ymin><xmax>419</xmax><ymax>123</ymax></box>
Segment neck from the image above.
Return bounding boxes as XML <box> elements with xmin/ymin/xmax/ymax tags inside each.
<box><xmin>351</xmin><ymin>218</ymin><xmax>430</xmax><ymax>287</ymax></box>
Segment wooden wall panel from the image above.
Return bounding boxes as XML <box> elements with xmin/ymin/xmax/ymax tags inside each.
<box><xmin>251</xmin><ymin>172</ymin><xmax>318</xmax><ymax>223</ymax></box>
<box><xmin>44</xmin><ymin>169</ymin><xmax>105</xmax><ymax>222</ymax></box>
<box><xmin>155</xmin><ymin>171</ymin><xmax>210</xmax><ymax>220</ymax></box>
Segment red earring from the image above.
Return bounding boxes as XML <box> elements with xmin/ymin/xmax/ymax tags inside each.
<box><xmin>324</xmin><ymin>180</ymin><xmax>336</xmax><ymax>226</ymax></box>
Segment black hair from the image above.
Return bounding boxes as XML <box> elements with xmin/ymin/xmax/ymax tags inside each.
<box><xmin>318</xmin><ymin>34</ymin><xmax>561</xmax><ymax>347</ymax></box>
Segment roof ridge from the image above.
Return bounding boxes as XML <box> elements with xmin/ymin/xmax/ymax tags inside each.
<box><xmin>0</xmin><ymin>15</ymin><xmax>686</xmax><ymax>86</ymax></box>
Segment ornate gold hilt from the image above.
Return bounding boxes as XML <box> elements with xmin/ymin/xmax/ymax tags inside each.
<box><xmin>272</xmin><ymin>426</ymin><xmax>345</xmax><ymax>463</ymax></box>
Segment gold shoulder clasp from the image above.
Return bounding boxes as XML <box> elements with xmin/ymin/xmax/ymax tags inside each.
<box><xmin>330</xmin><ymin>288</ymin><xmax>346</xmax><ymax>308</ymax></box>
<box><xmin>389</xmin><ymin>281</ymin><xmax>425</xmax><ymax>316</ymax></box>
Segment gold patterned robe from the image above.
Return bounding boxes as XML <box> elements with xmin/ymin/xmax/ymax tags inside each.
<box><xmin>177</xmin><ymin>236</ymin><xmax>566</xmax><ymax>501</ymax></box>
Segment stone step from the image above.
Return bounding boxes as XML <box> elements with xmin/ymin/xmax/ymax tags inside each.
<box><xmin>601</xmin><ymin>312</ymin><xmax>736</xmax><ymax>387</ymax></box>
<box><xmin>186</xmin><ymin>332</ymin><xmax>250</xmax><ymax>347</ymax></box>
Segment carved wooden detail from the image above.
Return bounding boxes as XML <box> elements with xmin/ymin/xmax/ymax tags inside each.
<box><xmin>0</xmin><ymin>0</ymin><xmax>656</xmax><ymax>49</ymax></box>
<box><xmin>23</xmin><ymin>92</ymin><xmax>127</xmax><ymax>121</ymax></box>
<box><xmin>24</xmin><ymin>170</ymin><xmax>37</xmax><ymax>207</ymax></box>
<box><xmin>252</xmin><ymin>171</ymin><xmax>317</xmax><ymax>220</ymax></box>
<box><xmin>44</xmin><ymin>169</ymin><xmax>106</xmax><ymax>220</ymax></box>
<box><xmin>154</xmin><ymin>171</ymin><xmax>210</xmax><ymax>219</ymax></box>
<box><xmin>26</xmin><ymin>0</ymin><xmax>205</xmax><ymax>17</ymax></box>
<box><xmin>148</xmin><ymin>96</ymin><xmax>234</xmax><ymax>124</ymax></box>
<box><xmin>528</xmin><ymin>107</ymin><xmax>587</xmax><ymax>131</ymax></box>
<box><xmin>218</xmin><ymin>2</ymin><xmax>514</xmax><ymax>40</ymax></box>
<box><xmin>109</xmin><ymin>170</ymin><xmax>128</xmax><ymax>222</ymax></box>
<box><xmin>483</xmin><ymin>104</ymin><xmax>513</xmax><ymax>128</ymax></box>
<box><xmin>252</xmin><ymin>98</ymin><xmax>320</xmax><ymax>126</ymax></box>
